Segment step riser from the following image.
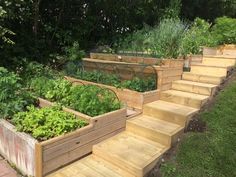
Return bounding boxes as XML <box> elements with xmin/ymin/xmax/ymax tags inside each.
<box><xmin>143</xmin><ymin>106</ymin><xmax>187</xmax><ymax>126</ymax></box>
<box><xmin>172</xmin><ymin>82</ymin><xmax>216</xmax><ymax>96</ymax></box>
<box><xmin>161</xmin><ymin>92</ymin><xmax>207</xmax><ymax>109</ymax></box>
<box><xmin>202</xmin><ymin>57</ymin><xmax>236</xmax><ymax>67</ymax></box>
<box><xmin>182</xmin><ymin>74</ymin><xmax>223</xmax><ymax>85</ymax></box>
<box><xmin>126</xmin><ymin>121</ymin><xmax>171</xmax><ymax>147</ymax></box>
<box><xmin>126</xmin><ymin>122</ymin><xmax>184</xmax><ymax>147</ymax></box>
<box><xmin>191</xmin><ymin>66</ymin><xmax>228</xmax><ymax>77</ymax></box>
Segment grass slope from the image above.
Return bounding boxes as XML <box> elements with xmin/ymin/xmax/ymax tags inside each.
<box><xmin>160</xmin><ymin>79</ymin><xmax>236</xmax><ymax>177</ymax></box>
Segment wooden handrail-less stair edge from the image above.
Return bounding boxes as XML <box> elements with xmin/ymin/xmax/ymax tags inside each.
<box><xmin>47</xmin><ymin>55</ymin><xmax>236</xmax><ymax>177</ymax></box>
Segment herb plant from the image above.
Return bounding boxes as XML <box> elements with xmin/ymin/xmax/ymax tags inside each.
<box><xmin>12</xmin><ymin>105</ymin><xmax>88</xmax><ymax>141</ymax></box>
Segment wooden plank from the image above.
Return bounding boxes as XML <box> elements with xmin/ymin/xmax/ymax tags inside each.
<box><xmin>42</xmin><ymin>128</ymin><xmax>125</xmax><ymax>175</ymax></box>
<box><xmin>91</xmin><ymin>108</ymin><xmax>127</xmax><ymax>129</ymax></box>
<box><xmin>42</xmin><ymin>119</ymin><xmax>126</xmax><ymax>162</ymax></box>
<box><xmin>35</xmin><ymin>143</ymin><xmax>43</xmax><ymax>177</ymax></box>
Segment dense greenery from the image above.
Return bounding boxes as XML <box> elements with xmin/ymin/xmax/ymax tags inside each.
<box><xmin>160</xmin><ymin>78</ymin><xmax>236</xmax><ymax>177</ymax></box>
<box><xmin>69</xmin><ymin>70</ymin><xmax>156</xmax><ymax>92</ymax></box>
<box><xmin>0</xmin><ymin>67</ymin><xmax>36</xmax><ymax>118</ymax></box>
<box><xmin>115</xmin><ymin>16</ymin><xmax>236</xmax><ymax>58</ymax></box>
<box><xmin>12</xmin><ymin>105</ymin><xmax>88</xmax><ymax>141</ymax></box>
<box><xmin>29</xmin><ymin>77</ymin><xmax>121</xmax><ymax>116</ymax></box>
<box><xmin>1</xmin><ymin>1</ymin><xmax>235</xmax><ymax>66</ymax></box>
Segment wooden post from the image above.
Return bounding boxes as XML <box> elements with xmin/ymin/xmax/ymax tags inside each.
<box><xmin>35</xmin><ymin>143</ymin><xmax>43</xmax><ymax>177</ymax></box>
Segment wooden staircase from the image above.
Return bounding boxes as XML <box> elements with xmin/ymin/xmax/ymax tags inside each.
<box><xmin>47</xmin><ymin>55</ymin><xmax>235</xmax><ymax>177</ymax></box>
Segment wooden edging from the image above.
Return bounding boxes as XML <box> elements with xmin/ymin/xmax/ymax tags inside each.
<box><xmin>0</xmin><ymin>97</ymin><xmax>127</xmax><ymax>177</ymax></box>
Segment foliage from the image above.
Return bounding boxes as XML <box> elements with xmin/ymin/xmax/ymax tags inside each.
<box><xmin>211</xmin><ymin>17</ymin><xmax>236</xmax><ymax>45</ymax></box>
<box><xmin>69</xmin><ymin>69</ymin><xmax>156</xmax><ymax>92</ymax></box>
<box><xmin>12</xmin><ymin>105</ymin><xmax>88</xmax><ymax>141</ymax></box>
<box><xmin>181</xmin><ymin>0</ymin><xmax>236</xmax><ymax>21</ymax></box>
<box><xmin>121</xmin><ymin>77</ymin><xmax>156</xmax><ymax>92</ymax></box>
<box><xmin>65</xmin><ymin>41</ymin><xmax>85</xmax><ymax>61</ymax></box>
<box><xmin>64</xmin><ymin>85</ymin><xmax>121</xmax><ymax>117</ymax></box>
<box><xmin>160</xmin><ymin>79</ymin><xmax>236</xmax><ymax>177</ymax></box>
<box><xmin>180</xmin><ymin>18</ymin><xmax>216</xmax><ymax>55</ymax></box>
<box><xmin>0</xmin><ymin>67</ymin><xmax>36</xmax><ymax>118</ymax></box>
<box><xmin>117</xmin><ymin>18</ymin><xmax>188</xmax><ymax>58</ymax></box>
<box><xmin>0</xmin><ymin>5</ymin><xmax>15</xmax><ymax>46</ymax></box>
<box><xmin>18</xmin><ymin>61</ymin><xmax>59</xmax><ymax>85</ymax></box>
<box><xmin>29</xmin><ymin>77</ymin><xmax>121</xmax><ymax>116</ymax></box>
<box><xmin>149</xmin><ymin>18</ymin><xmax>187</xmax><ymax>58</ymax></box>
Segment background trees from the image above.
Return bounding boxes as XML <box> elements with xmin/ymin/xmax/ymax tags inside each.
<box><xmin>0</xmin><ymin>0</ymin><xmax>235</xmax><ymax>65</ymax></box>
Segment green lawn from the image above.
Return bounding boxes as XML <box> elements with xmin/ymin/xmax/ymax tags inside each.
<box><xmin>160</xmin><ymin>79</ymin><xmax>236</xmax><ymax>177</ymax></box>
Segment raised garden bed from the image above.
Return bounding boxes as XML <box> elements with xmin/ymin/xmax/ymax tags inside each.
<box><xmin>65</xmin><ymin>76</ymin><xmax>160</xmax><ymax>110</ymax></box>
<box><xmin>90</xmin><ymin>53</ymin><xmax>184</xmax><ymax>67</ymax></box>
<box><xmin>82</xmin><ymin>57</ymin><xmax>184</xmax><ymax>91</ymax></box>
<box><xmin>0</xmin><ymin>98</ymin><xmax>126</xmax><ymax>177</ymax></box>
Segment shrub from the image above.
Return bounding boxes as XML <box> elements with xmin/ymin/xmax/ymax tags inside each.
<box><xmin>149</xmin><ymin>18</ymin><xmax>188</xmax><ymax>58</ymax></box>
<box><xmin>0</xmin><ymin>67</ymin><xmax>36</xmax><ymax>118</ymax></box>
<box><xmin>211</xmin><ymin>17</ymin><xmax>236</xmax><ymax>45</ymax></box>
<box><xmin>180</xmin><ymin>18</ymin><xmax>217</xmax><ymax>55</ymax></box>
<box><xmin>115</xmin><ymin>18</ymin><xmax>188</xmax><ymax>58</ymax></box>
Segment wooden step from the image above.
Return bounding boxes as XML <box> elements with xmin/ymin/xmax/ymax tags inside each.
<box><xmin>191</xmin><ymin>64</ymin><xmax>229</xmax><ymax>77</ymax></box>
<box><xmin>182</xmin><ymin>72</ymin><xmax>225</xmax><ymax>85</ymax></box>
<box><xmin>202</xmin><ymin>56</ymin><xmax>236</xmax><ymax>67</ymax></box>
<box><xmin>204</xmin><ymin>55</ymin><xmax>236</xmax><ymax>59</ymax></box>
<box><xmin>93</xmin><ymin>132</ymin><xmax>168</xmax><ymax>177</ymax></box>
<box><xmin>126</xmin><ymin>115</ymin><xmax>184</xmax><ymax>147</ymax></box>
<box><xmin>161</xmin><ymin>90</ymin><xmax>209</xmax><ymax>109</ymax></box>
<box><xmin>172</xmin><ymin>80</ymin><xmax>217</xmax><ymax>96</ymax></box>
<box><xmin>143</xmin><ymin>100</ymin><xmax>198</xmax><ymax>126</ymax></box>
<box><xmin>47</xmin><ymin>155</ymin><xmax>133</xmax><ymax>177</ymax></box>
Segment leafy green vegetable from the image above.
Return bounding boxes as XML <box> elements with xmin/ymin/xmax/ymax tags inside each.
<box><xmin>30</xmin><ymin>77</ymin><xmax>121</xmax><ymax>116</ymax></box>
<box><xmin>70</xmin><ymin>70</ymin><xmax>156</xmax><ymax>92</ymax></box>
<box><xmin>12</xmin><ymin>105</ymin><xmax>88</xmax><ymax>141</ymax></box>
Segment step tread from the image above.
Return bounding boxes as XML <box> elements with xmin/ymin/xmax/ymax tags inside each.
<box><xmin>145</xmin><ymin>100</ymin><xmax>198</xmax><ymax>116</ymax></box>
<box><xmin>173</xmin><ymin>80</ymin><xmax>217</xmax><ymax>88</ymax></box>
<box><xmin>47</xmin><ymin>155</ymin><xmax>131</xmax><ymax>177</ymax></box>
<box><xmin>183</xmin><ymin>72</ymin><xmax>225</xmax><ymax>79</ymax></box>
<box><xmin>162</xmin><ymin>90</ymin><xmax>209</xmax><ymax>100</ymax></box>
<box><xmin>127</xmin><ymin>115</ymin><xmax>183</xmax><ymax>136</ymax></box>
<box><xmin>204</xmin><ymin>55</ymin><xmax>236</xmax><ymax>59</ymax></box>
<box><xmin>191</xmin><ymin>63</ymin><xmax>231</xmax><ymax>69</ymax></box>
<box><xmin>93</xmin><ymin>131</ymin><xmax>168</xmax><ymax>170</ymax></box>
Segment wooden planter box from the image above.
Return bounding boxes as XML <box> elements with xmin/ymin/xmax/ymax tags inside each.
<box><xmin>203</xmin><ymin>45</ymin><xmax>236</xmax><ymax>56</ymax></box>
<box><xmin>65</xmin><ymin>76</ymin><xmax>160</xmax><ymax>110</ymax></box>
<box><xmin>0</xmin><ymin>98</ymin><xmax>126</xmax><ymax>177</ymax></box>
<box><xmin>83</xmin><ymin>57</ymin><xmax>184</xmax><ymax>91</ymax></box>
<box><xmin>90</xmin><ymin>53</ymin><xmax>184</xmax><ymax>68</ymax></box>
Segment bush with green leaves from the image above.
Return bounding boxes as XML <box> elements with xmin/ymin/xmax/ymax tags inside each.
<box><xmin>0</xmin><ymin>67</ymin><xmax>36</xmax><ymax>118</ymax></box>
<box><xmin>116</xmin><ymin>18</ymin><xmax>188</xmax><ymax>58</ymax></box>
<box><xmin>180</xmin><ymin>18</ymin><xmax>217</xmax><ymax>56</ymax></box>
<box><xmin>211</xmin><ymin>17</ymin><xmax>236</xmax><ymax>45</ymax></box>
<box><xmin>12</xmin><ymin>105</ymin><xmax>88</xmax><ymax>141</ymax></box>
<box><xmin>29</xmin><ymin>77</ymin><xmax>121</xmax><ymax>116</ymax></box>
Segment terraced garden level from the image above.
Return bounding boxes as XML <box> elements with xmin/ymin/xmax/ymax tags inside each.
<box><xmin>47</xmin><ymin>54</ymin><xmax>235</xmax><ymax>177</ymax></box>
